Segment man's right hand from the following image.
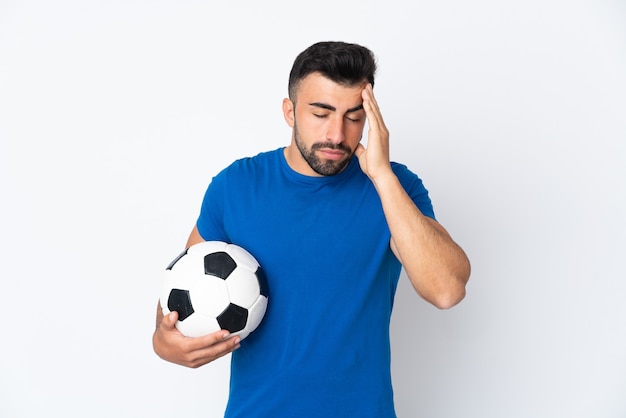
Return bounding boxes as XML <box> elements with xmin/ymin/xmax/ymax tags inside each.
<box><xmin>152</xmin><ymin>302</ymin><xmax>241</xmax><ymax>368</ymax></box>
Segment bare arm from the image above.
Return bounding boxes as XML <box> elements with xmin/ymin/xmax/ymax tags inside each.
<box><xmin>152</xmin><ymin>226</ymin><xmax>240</xmax><ymax>367</ymax></box>
<box><xmin>375</xmin><ymin>173</ymin><xmax>470</xmax><ymax>308</ymax></box>
<box><xmin>355</xmin><ymin>85</ymin><xmax>470</xmax><ymax>309</ymax></box>
<box><xmin>185</xmin><ymin>225</ymin><xmax>204</xmax><ymax>248</ymax></box>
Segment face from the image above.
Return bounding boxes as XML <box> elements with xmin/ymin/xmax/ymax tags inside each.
<box><xmin>283</xmin><ymin>72</ymin><xmax>367</xmax><ymax>176</ymax></box>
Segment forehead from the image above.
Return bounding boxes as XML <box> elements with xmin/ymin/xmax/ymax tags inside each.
<box><xmin>295</xmin><ymin>72</ymin><xmax>366</xmax><ymax>107</ymax></box>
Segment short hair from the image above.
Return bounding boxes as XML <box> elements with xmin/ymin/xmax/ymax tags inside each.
<box><xmin>288</xmin><ymin>41</ymin><xmax>377</xmax><ymax>101</ymax></box>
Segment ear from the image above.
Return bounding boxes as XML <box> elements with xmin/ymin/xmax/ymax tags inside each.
<box><xmin>282</xmin><ymin>98</ymin><xmax>295</xmax><ymax>128</ymax></box>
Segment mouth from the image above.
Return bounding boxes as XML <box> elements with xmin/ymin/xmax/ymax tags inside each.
<box><xmin>317</xmin><ymin>148</ymin><xmax>347</xmax><ymax>161</ymax></box>
<box><xmin>312</xmin><ymin>142</ymin><xmax>351</xmax><ymax>161</ymax></box>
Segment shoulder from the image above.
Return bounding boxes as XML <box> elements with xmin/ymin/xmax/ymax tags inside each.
<box><xmin>390</xmin><ymin>161</ymin><xmax>425</xmax><ymax>186</ymax></box>
<box><xmin>223</xmin><ymin>148</ymin><xmax>282</xmax><ymax>171</ymax></box>
<box><xmin>390</xmin><ymin>161</ymin><xmax>411</xmax><ymax>175</ymax></box>
<box><xmin>217</xmin><ymin>148</ymin><xmax>282</xmax><ymax>178</ymax></box>
<box><xmin>391</xmin><ymin>161</ymin><xmax>436</xmax><ymax>219</ymax></box>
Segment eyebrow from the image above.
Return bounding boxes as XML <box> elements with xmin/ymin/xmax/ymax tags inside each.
<box><xmin>308</xmin><ymin>102</ymin><xmax>364</xmax><ymax>113</ymax></box>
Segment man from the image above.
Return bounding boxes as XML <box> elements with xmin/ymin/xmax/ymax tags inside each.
<box><xmin>153</xmin><ymin>41</ymin><xmax>470</xmax><ymax>417</ymax></box>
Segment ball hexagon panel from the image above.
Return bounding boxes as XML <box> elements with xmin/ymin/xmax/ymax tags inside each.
<box><xmin>226</xmin><ymin>267</ymin><xmax>263</xmax><ymax>308</ymax></box>
<box><xmin>188</xmin><ymin>275</ymin><xmax>230</xmax><ymax>318</ymax></box>
<box><xmin>176</xmin><ymin>313</ymin><xmax>221</xmax><ymax>338</ymax></box>
<box><xmin>226</xmin><ymin>244</ymin><xmax>259</xmax><ymax>271</ymax></box>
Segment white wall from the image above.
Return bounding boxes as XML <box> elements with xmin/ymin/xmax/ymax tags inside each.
<box><xmin>1</xmin><ymin>1</ymin><xmax>624</xmax><ymax>417</ymax></box>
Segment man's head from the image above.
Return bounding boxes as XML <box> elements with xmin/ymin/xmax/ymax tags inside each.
<box><xmin>288</xmin><ymin>41</ymin><xmax>377</xmax><ymax>103</ymax></box>
<box><xmin>283</xmin><ymin>42</ymin><xmax>377</xmax><ymax>177</ymax></box>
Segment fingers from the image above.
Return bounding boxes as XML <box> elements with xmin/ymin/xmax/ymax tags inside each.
<box><xmin>154</xmin><ymin>310</ymin><xmax>241</xmax><ymax>368</ymax></box>
<box><xmin>187</xmin><ymin>332</ymin><xmax>241</xmax><ymax>367</ymax></box>
<box><xmin>187</xmin><ymin>331</ymin><xmax>241</xmax><ymax>368</ymax></box>
<box><xmin>154</xmin><ymin>328</ymin><xmax>240</xmax><ymax>368</ymax></box>
<box><xmin>362</xmin><ymin>84</ymin><xmax>389</xmax><ymax>141</ymax></box>
<box><xmin>362</xmin><ymin>84</ymin><xmax>385</xmax><ymax>132</ymax></box>
<box><xmin>357</xmin><ymin>84</ymin><xmax>392</xmax><ymax>180</ymax></box>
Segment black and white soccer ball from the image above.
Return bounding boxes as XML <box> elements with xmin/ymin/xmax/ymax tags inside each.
<box><xmin>161</xmin><ymin>241</ymin><xmax>269</xmax><ymax>340</ymax></box>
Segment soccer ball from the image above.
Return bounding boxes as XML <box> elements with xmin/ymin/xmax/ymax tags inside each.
<box><xmin>161</xmin><ymin>241</ymin><xmax>269</xmax><ymax>340</ymax></box>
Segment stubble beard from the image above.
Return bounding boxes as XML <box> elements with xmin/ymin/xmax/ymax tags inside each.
<box><xmin>293</xmin><ymin>121</ymin><xmax>353</xmax><ymax>176</ymax></box>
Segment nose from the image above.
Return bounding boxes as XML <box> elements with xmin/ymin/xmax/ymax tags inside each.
<box><xmin>326</xmin><ymin>116</ymin><xmax>345</xmax><ymax>144</ymax></box>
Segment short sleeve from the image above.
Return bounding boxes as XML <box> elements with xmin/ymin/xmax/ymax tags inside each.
<box><xmin>196</xmin><ymin>170</ymin><xmax>230</xmax><ymax>242</ymax></box>
<box><xmin>392</xmin><ymin>162</ymin><xmax>436</xmax><ymax>220</ymax></box>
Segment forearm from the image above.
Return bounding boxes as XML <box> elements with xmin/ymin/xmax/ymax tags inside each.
<box><xmin>373</xmin><ymin>172</ymin><xmax>471</xmax><ymax>309</ymax></box>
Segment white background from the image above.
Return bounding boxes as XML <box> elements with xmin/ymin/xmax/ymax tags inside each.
<box><xmin>1</xmin><ymin>0</ymin><xmax>625</xmax><ymax>417</ymax></box>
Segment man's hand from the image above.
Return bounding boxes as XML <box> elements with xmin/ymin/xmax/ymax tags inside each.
<box><xmin>153</xmin><ymin>303</ymin><xmax>240</xmax><ymax>368</ymax></box>
<box><xmin>354</xmin><ymin>83</ymin><xmax>393</xmax><ymax>181</ymax></box>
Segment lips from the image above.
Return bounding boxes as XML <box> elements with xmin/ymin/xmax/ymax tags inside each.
<box><xmin>318</xmin><ymin>148</ymin><xmax>346</xmax><ymax>160</ymax></box>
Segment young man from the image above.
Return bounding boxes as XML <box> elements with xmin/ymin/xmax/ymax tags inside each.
<box><xmin>153</xmin><ymin>41</ymin><xmax>470</xmax><ymax>417</ymax></box>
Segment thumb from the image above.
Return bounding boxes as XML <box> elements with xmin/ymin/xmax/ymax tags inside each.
<box><xmin>163</xmin><ymin>310</ymin><xmax>179</xmax><ymax>328</ymax></box>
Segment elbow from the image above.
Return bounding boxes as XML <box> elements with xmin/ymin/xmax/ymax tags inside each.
<box><xmin>431</xmin><ymin>285</ymin><xmax>466</xmax><ymax>310</ymax></box>
<box><xmin>433</xmin><ymin>260</ymin><xmax>471</xmax><ymax>309</ymax></box>
<box><xmin>421</xmin><ymin>271</ymin><xmax>469</xmax><ymax>310</ymax></box>
<box><xmin>411</xmin><ymin>261</ymin><xmax>471</xmax><ymax>309</ymax></box>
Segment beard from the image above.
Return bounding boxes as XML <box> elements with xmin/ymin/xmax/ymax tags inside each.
<box><xmin>293</xmin><ymin>121</ymin><xmax>354</xmax><ymax>176</ymax></box>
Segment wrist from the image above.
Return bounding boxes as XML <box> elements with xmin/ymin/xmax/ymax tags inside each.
<box><xmin>370</xmin><ymin>168</ymin><xmax>398</xmax><ymax>189</ymax></box>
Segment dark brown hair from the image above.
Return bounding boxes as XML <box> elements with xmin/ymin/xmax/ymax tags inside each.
<box><xmin>288</xmin><ymin>41</ymin><xmax>377</xmax><ymax>101</ymax></box>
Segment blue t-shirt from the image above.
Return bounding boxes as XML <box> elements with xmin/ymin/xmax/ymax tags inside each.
<box><xmin>196</xmin><ymin>148</ymin><xmax>434</xmax><ymax>418</ymax></box>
